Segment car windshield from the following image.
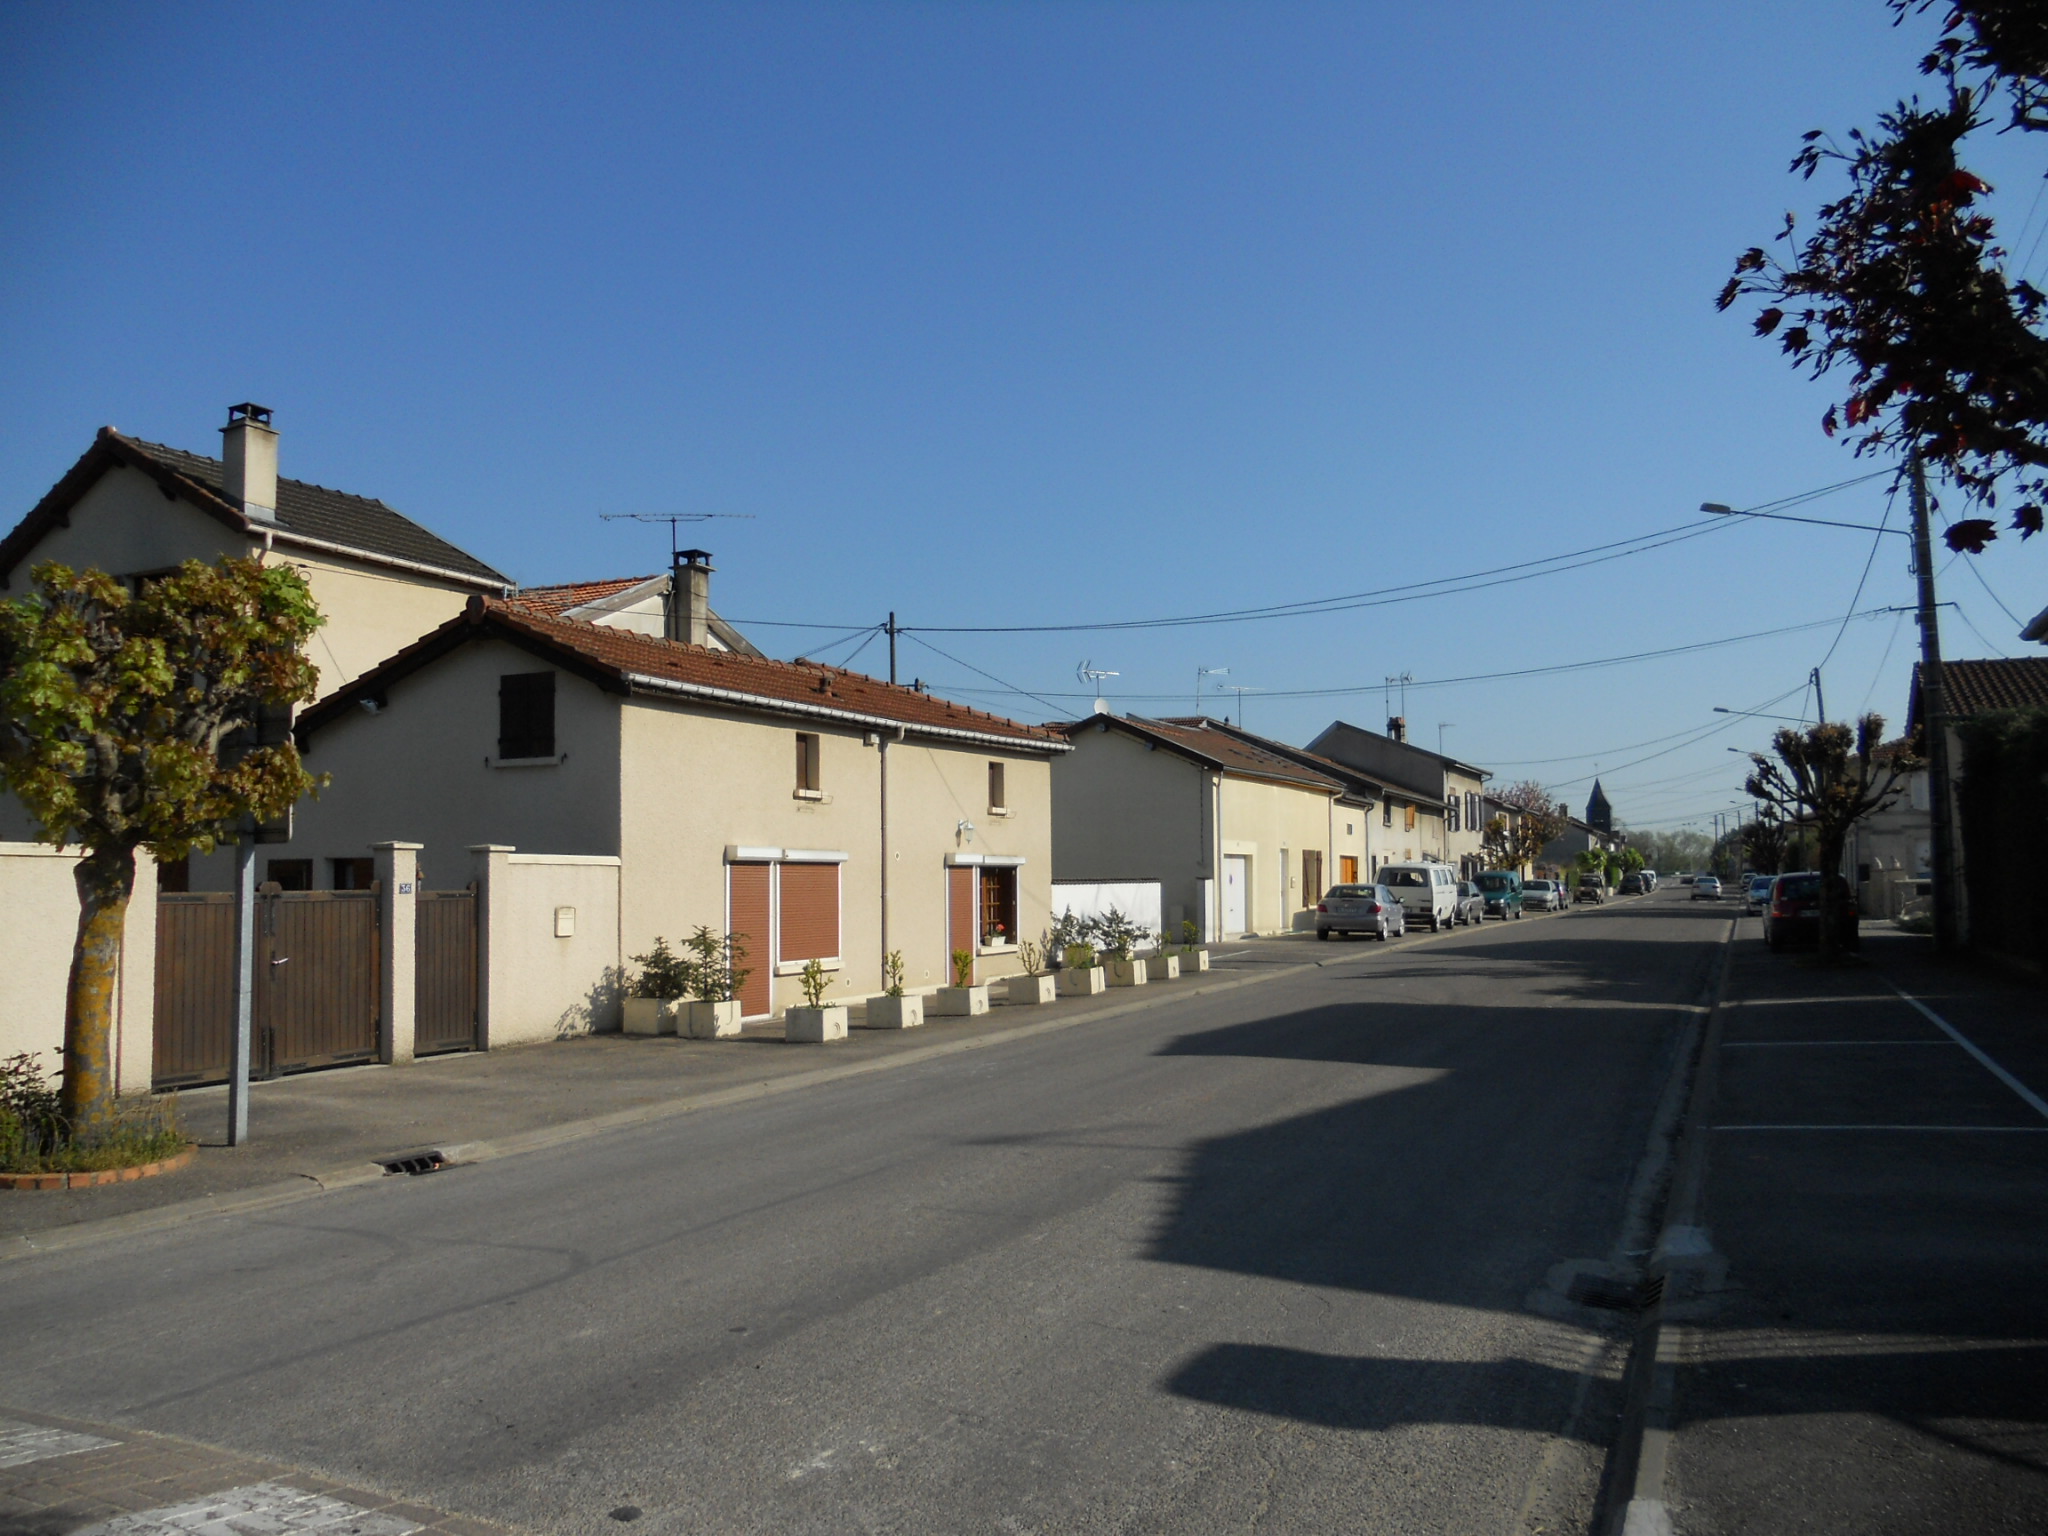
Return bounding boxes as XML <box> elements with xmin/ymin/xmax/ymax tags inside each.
<box><xmin>1383</xmin><ymin>870</ymin><xmax>1427</xmax><ymax>887</ymax></box>
<box><xmin>1477</xmin><ymin>875</ymin><xmax>1512</xmax><ymax>891</ymax></box>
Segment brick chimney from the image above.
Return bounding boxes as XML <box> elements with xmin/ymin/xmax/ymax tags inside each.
<box><xmin>1386</xmin><ymin>715</ymin><xmax>1407</xmax><ymax>743</ymax></box>
<box><xmin>668</xmin><ymin>549</ymin><xmax>714</xmax><ymax>646</ymax></box>
<box><xmin>219</xmin><ymin>403</ymin><xmax>278</xmax><ymax>524</ymax></box>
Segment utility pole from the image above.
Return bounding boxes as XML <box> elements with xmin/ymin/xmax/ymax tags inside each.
<box><xmin>1908</xmin><ymin>453</ymin><xmax>1958</xmax><ymax>952</ymax></box>
<box><xmin>1811</xmin><ymin>666</ymin><xmax>1826</xmax><ymax>726</ymax></box>
<box><xmin>887</xmin><ymin>613</ymin><xmax>898</xmax><ymax>686</ymax></box>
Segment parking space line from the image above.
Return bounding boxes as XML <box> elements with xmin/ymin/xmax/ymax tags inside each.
<box><xmin>1713</xmin><ymin>1124</ymin><xmax>2048</xmax><ymax>1133</ymax></box>
<box><xmin>1720</xmin><ymin>1039</ymin><xmax>1957</xmax><ymax>1048</ymax></box>
<box><xmin>1883</xmin><ymin>981</ymin><xmax>2048</xmax><ymax>1121</ymax></box>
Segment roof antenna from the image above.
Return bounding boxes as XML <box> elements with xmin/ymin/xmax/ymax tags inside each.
<box><xmin>1077</xmin><ymin>660</ymin><xmax>1120</xmax><ymax>717</ymax></box>
<box><xmin>599</xmin><ymin>512</ymin><xmax>756</xmax><ymax>571</ymax></box>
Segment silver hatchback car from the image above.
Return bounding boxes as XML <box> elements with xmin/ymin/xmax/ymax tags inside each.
<box><xmin>1316</xmin><ymin>884</ymin><xmax>1408</xmax><ymax>941</ymax></box>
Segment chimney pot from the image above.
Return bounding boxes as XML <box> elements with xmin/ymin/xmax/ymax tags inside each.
<box><xmin>1387</xmin><ymin>715</ymin><xmax>1407</xmax><ymax>743</ymax></box>
<box><xmin>220</xmin><ymin>402</ymin><xmax>278</xmax><ymax>524</ymax></box>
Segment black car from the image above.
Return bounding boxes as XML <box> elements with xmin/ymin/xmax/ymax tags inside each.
<box><xmin>1619</xmin><ymin>872</ymin><xmax>1645</xmax><ymax>895</ymax></box>
<box><xmin>1764</xmin><ymin>872</ymin><xmax>1861</xmax><ymax>951</ymax></box>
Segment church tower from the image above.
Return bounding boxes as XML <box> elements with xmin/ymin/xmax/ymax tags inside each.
<box><xmin>1586</xmin><ymin>780</ymin><xmax>1613</xmax><ymax>835</ymax></box>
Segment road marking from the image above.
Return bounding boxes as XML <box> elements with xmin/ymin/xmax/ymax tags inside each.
<box><xmin>0</xmin><ymin>1415</ymin><xmax>118</xmax><ymax>1468</ymax></box>
<box><xmin>1882</xmin><ymin>980</ymin><xmax>2048</xmax><ymax>1121</ymax></box>
<box><xmin>1720</xmin><ymin>1039</ymin><xmax>1957</xmax><ymax>1047</ymax></box>
<box><xmin>71</xmin><ymin>1482</ymin><xmax>420</xmax><ymax>1536</ymax></box>
<box><xmin>1713</xmin><ymin>1123</ymin><xmax>2048</xmax><ymax>1133</ymax></box>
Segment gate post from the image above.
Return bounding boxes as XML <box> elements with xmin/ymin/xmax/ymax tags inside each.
<box><xmin>469</xmin><ymin>845</ymin><xmax>516</xmax><ymax>1053</ymax></box>
<box><xmin>374</xmin><ymin>842</ymin><xmax>423</xmax><ymax>1065</ymax></box>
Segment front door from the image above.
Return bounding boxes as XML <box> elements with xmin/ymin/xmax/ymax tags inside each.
<box><xmin>947</xmin><ymin>866</ymin><xmax>975</xmax><ymax>985</ymax></box>
<box><xmin>1223</xmin><ymin>855</ymin><xmax>1248</xmax><ymax>935</ymax></box>
<box><xmin>1339</xmin><ymin>855</ymin><xmax>1359</xmax><ymax>885</ymax></box>
<box><xmin>1302</xmin><ymin>850</ymin><xmax>1323</xmax><ymax>908</ymax></box>
<box><xmin>728</xmin><ymin>861</ymin><xmax>773</xmax><ymax>1018</ymax></box>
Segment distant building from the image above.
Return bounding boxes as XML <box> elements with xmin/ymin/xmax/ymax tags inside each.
<box><xmin>1585</xmin><ymin>779</ymin><xmax>1613</xmax><ymax>835</ymax></box>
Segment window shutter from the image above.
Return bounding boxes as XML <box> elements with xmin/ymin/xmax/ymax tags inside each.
<box><xmin>778</xmin><ymin>862</ymin><xmax>840</xmax><ymax>962</ymax></box>
<box><xmin>498</xmin><ymin>672</ymin><xmax>556</xmax><ymax>759</ymax></box>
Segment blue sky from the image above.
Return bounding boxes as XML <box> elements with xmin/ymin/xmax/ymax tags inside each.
<box><xmin>3</xmin><ymin>1</ymin><xmax>2040</xmax><ymax>834</ymax></box>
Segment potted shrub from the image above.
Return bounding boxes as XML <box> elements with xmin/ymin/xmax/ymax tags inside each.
<box><xmin>1148</xmin><ymin>929</ymin><xmax>1181</xmax><ymax>981</ymax></box>
<box><xmin>1179</xmin><ymin>919</ymin><xmax>1211</xmax><ymax>972</ymax></box>
<box><xmin>930</xmin><ymin>948</ymin><xmax>990</xmax><ymax>1016</ymax></box>
<box><xmin>1097</xmin><ymin>907</ymin><xmax>1148</xmax><ymax>987</ymax></box>
<box><xmin>785</xmin><ymin>958</ymin><xmax>848</xmax><ymax>1042</ymax></box>
<box><xmin>1004</xmin><ymin>938</ymin><xmax>1057</xmax><ymax>1005</ymax></box>
<box><xmin>682</xmin><ymin>927</ymin><xmax>747</xmax><ymax>1038</ymax></box>
<box><xmin>623</xmin><ymin>936</ymin><xmax>690</xmax><ymax>1035</ymax></box>
<box><xmin>868</xmin><ymin>950</ymin><xmax>924</xmax><ymax>1029</ymax></box>
<box><xmin>1056</xmin><ymin>938</ymin><xmax>1106</xmax><ymax>997</ymax></box>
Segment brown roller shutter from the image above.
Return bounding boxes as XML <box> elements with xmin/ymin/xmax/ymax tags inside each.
<box><xmin>728</xmin><ymin>862</ymin><xmax>772</xmax><ymax>1017</ymax></box>
<box><xmin>779</xmin><ymin>863</ymin><xmax>840</xmax><ymax>962</ymax></box>
<box><xmin>947</xmin><ymin>866</ymin><xmax>975</xmax><ymax>985</ymax></box>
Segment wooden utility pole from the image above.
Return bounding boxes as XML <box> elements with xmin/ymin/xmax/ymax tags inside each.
<box><xmin>1908</xmin><ymin>454</ymin><xmax>1957</xmax><ymax>952</ymax></box>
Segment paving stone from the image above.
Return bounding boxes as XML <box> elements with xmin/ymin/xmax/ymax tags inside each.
<box><xmin>0</xmin><ymin>1418</ymin><xmax>120</xmax><ymax>1470</ymax></box>
<box><xmin>68</xmin><ymin>1482</ymin><xmax>422</xmax><ymax>1536</ymax></box>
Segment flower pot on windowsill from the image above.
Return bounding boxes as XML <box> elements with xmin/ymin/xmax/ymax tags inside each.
<box><xmin>1147</xmin><ymin>952</ymin><xmax>1181</xmax><ymax>980</ymax></box>
<box><xmin>868</xmin><ymin>994</ymin><xmax>924</xmax><ymax>1029</ymax></box>
<box><xmin>1056</xmin><ymin>966</ymin><xmax>1106</xmax><ymax>996</ymax></box>
<box><xmin>622</xmin><ymin>997</ymin><xmax>680</xmax><ymax>1036</ymax></box>
<box><xmin>929</xmin><ymin>985</ymin><xmax>990</xmax><ymax>1016</ymax></box>
<box><xmin>785</xmin><ymin>1004</ymin><xmax>849</xmax><ymax>1043</ymax></box>
<box><xmin>1004</xmin><ymin>973</ymin><xmax>1057</xmax><ymax>1005</ymax></box>
<box><xmin>1105</xmin><ymin>957</ymin><xmax>1148</xmax><ymax>987</ymax></box>
<box><xmin>684</xmin><ymin>999</ymin><xmax>743</xmax><ymax>1038</ymax></box>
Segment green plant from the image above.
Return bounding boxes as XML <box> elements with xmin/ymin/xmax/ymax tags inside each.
<box><xmin>950</xmin><ymin>949</ymin><xmax>975</xmax><ymax>988</ymax></box>
<box><xmin>799</xmin><ymin>958</ymin><xmax>830</xmax><ymax>1009</ymax></box>
<box><xmin>883</xmin><ymin>949</ymin><xmax>907</xmax><ymax>997</ymax></box>
<box><xmin>1093</xmin><ymin>907</ymin><xmax>1145</xmax><ymax>960</ymax></box>
<box><xmin>1047</xmin><ymin>911</ymin><xmax>1089</xmax><ymax>957</ymax></box>
<box><xmin>1017</xmin><ymin>938</ymin><xmax>1042</xmax><ymax>975</ymax></box>
<box><xmin>1064</xmin><ymin>942</ymin><xmax>1097</xmax><ymax>971</ymax></box>
<box><xmin>684</xmin><ymin>927</ymin><xmax>749</xmax><ymax>1003</ymax></box>
<box><xmin>628</xmin><ymin>937</ymin><xmax>694</xmax><ymax>999</ymax></box>
<box><xmin>0</xmin><ymin>1051</ymin><xmax>184</xmax><ymax>1174</ymax></box>
<box><xmin>0</xmin><ymin>557</ymin><xmax>323</xmax><ymax>1133</ymax></box>
<box><xmin>1180</xmin><ymin>920</ymin><xmax>1200</xmax><ymax>953</ymax></box>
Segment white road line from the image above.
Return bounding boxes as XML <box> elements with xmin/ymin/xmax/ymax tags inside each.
<box><xmin>1721</xmin><ymin>1039</ymin><xmax>1957</xmax><ymax>1047</ymax></box>
<box><xmin>71</xmin><ymin>1482</ymin><xmax>420</xmax><ymax>1536</ymax></box>
<box><xmin>1714</xmin><ymin>1124</ymin><xmax>2048</xmax><ymax>1133</ymax></box>
<box><xmin>0</xmin><ymin>1416</ymin><xmax>117</xmax><ymax>1468</ymax></box>
<box><xmin>1883</xmin><ymin>980</ymin><xmax>2048</xmax><ymax>1121</ymax></box>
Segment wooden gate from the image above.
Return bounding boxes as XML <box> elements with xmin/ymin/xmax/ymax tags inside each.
<box><xmin>152</xmin><ymin>889</ymin><xmax>379</xmax><ymax>1086</ymax></box>
<box><xmin>414</xmin><ymin>889</ymin><xmax>478</xmax><ymax>1054</ymax></box>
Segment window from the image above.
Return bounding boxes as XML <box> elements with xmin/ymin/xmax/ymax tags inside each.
<box><xmin>795</xmin><ymin>732</ymin><xmax>821</xmax><ymax>793</ymax></box>
<box><xmin>1383</xmin><ymin>801</ymin><xmax>1393</xmax><ymax>828</ymax></box>
<box><xmin>498</xmin><ymin>672</ymin><xmax>555</xmax><ymax>759</ymax></box>
<box><xmin>332</xmin><ymin>858</ymin><xmax>374</xmax><ymax>891</ymax></box>
<box><xmin>778</xmin><ymin>861</ymin><xmax>840</xmax><ymax>963</ymax></box>
<box><xmin>265</xmin><ymin>859</ymin><xmax>313</xmax><ymax>891</ymax></box>
<box><xmin>157</xmin><ymin>856</ymin><xmax>190</xmax><ymax>892</ymax></box>
<box><xmin>980</xmin><ymin>866</ymin><xmax>1018</xmax><ymax>946</ymax></box>
<box><xmin>1405</xmin><ymin>806</ymin><xmax>1417</xmax><ymax>832</ymax></box>
<box><xmin>988</xmin><ymin>761</ymin><xmax>1006</xmax><ymax>812</ymax></box>
<box><xmin>1446</xmin><ymin>798</ymin><xmax>1460</xmax><ymax>833</ymax></box>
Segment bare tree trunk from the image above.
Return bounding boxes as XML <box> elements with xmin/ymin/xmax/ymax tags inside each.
<box><xmin>62</xmin><ymin>844</ymin><xmax>135</xmax><ymax>1133</ymax></box>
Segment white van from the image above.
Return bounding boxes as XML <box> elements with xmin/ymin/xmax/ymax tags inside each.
<box><xmin>1378</xmin><ymin>862</ymin><xmax>1459</xmax><ymax>932</ymax></box>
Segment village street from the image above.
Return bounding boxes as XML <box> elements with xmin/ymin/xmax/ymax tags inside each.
<box><xmin>0</xmin><ymin>897</ymin><xmax>1726</xmax><ymax>1534</ymax></box>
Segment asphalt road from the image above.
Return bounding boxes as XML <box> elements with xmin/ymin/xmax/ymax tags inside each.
<box><xmin>1</xmin><ymin>896</ymin><xmax>1722</xmax><ymax>1535</ymax></box>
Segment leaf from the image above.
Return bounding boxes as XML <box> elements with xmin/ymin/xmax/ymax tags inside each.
<box><xmin>1943</xmin><ymin>519</ymin><xmax>1998</xmax><ymax>554</ymax></box>
<box><xmin>1735</xmin><ymin>247</ymin><xmax>1768</xmax><ymax>272</ymax></box>
<box><xmin>1823</xmin><ymin>406</ymin><xmax>1839</xmax><ymax>437</ymax></box>
<box><xmin>1754</xmin><ymin>308</ymin><xmax>1784</xmax><ymax>336</ymax></box>
<box><xmin>2013</xmin><ymin>505</ymin><xmax>2043</xmax><ymax>540</ymax></box>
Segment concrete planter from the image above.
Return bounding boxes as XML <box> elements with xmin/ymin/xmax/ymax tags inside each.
<box><xmin>1004</xmin><ymin>973</ymin><xmax>1057</xmax><ymax>1006</ymax></box>
<box><xmin>684</xmin><ymin>999</ymin><xmax>743</xmax><ymax>1039</ymax></box>
<box><xmin>622</xmin><ymin>997</ymin><xmax>680</xmax><ymax>1036</ymax></box>
<box><xmin>1057</xmin><ymin>966</ymin><xmax>1107</xmax><ymax>997</ymax></box>
<box><xmin>929</xmin><ymin>985</ymin><xmax>990</xmax><ymax>1017</ymax></box>
<box><xmin>867</xmin><ymin>994</ymin><xmax>924</xmax><ymax>1030</ymax></box>
<box><xmin>1184</xmin><ymin>948</ymin><xmax>1211</xmax><ymax>972</ymax></box>
<box><xmin>785</xmin><ymin>1004</ymin><xmax>849</xmax><ymax>1043</ymax></box>
<box><xmin>1148</xmin><ymin>953</ymin><xmax>1181</xmax><ymax>980</ymax></box>
<box><xmin>1105</xmin><ymin>957</ymin><xmax>1149</xmax><ymax>987</ymax></box>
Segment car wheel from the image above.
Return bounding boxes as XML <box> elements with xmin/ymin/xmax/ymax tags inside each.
<box><xmin>1317</xmin><ymin>929</ymin><xmax>1328</xmax><ymax>941</ymax></box>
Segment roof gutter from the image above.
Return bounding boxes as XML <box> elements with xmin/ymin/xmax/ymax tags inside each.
<box><xmin>623</xmin><ymin>671</ymin><xmax>1070</xmax><ymax>754</ymax></box>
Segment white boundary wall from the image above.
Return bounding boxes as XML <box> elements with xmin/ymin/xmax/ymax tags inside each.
<box><xmin>1051</xmin><ymin>879</ymin><xmax>1164</xmax><ymax>941</ymax></box>
<box><xmin>472</xmin><ymin>846</ymin><xmax>624</xmax><ymax>1046</ymax></box>
<box><xmin>0</xmin><ymin>842</ymin><xmax>155</xmax><ymax>1094</ymax></box>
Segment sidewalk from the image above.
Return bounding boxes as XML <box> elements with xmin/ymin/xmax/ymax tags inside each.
<box><xmin>1645</xmin><ymin>926</ymin><xmax>2048</xmax><ymax>1533</ymax></box>
<box><xmin>2</xmin><ymin>946</ymin><xmax>1300</xmax><ymax>1255</ymax></box>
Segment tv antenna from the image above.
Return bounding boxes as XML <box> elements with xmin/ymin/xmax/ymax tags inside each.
<box><xmin>1384</xmin><ymin>671</ymin><xmax>1413</xmax><ymax>725</ymax></box>
<box><xmin>1077</xmin><ymin>660</ymin><xmax>1120</xmax><ymax>716</ymax></box>
<box><xmin>1196</xmin><ymin>666</ymin><xmax>1229</xmax><ymax>717</ymax></box>
<box><xmin>1219</xmin><ymin>683</ymin><xmax>1261</xmax><ymax>728</ymax></box>
<box><xmin>599</xmin><ymin>512</ymin><xmax>756</xmax><ymax>566</ymax></box>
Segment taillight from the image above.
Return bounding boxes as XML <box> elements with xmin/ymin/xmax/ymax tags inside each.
<box><xmin>1316</xmin><ymin>903</ymin><xmax>1328</xmax><ymax>913</ymax></box>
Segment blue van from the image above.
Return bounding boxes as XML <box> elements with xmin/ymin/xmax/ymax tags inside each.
<box><xmin>1476</xmin><ymin>870</ymin><xmax>1525</xmax><ymax>919</ymax></box>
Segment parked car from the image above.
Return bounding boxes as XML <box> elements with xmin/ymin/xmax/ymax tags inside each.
<box><xmin>1476</xmin><ymin>870</ymin><xmax>1525</xmax><ymax>919</ymax></box>
<box><xmin>1678</xmin><ymin>873</ymin><xmax>1696</xmax><ymax>886</ymax></box>
<box><xmin>1743</xmin><ymin>873</ymin><xmax>1775</xmax><ymax>914</ymax></box>
<box><xmin>1453</xmin><ymin>881</ymin><xmax>1486</xmax><ymax>926</ymax></box>
<box><xmin>1524</xmin><ymin>878</ymin><xmax>1563</xmax><ymax>911</ymax></box>
<box><xmin>1316</xmin><ymin>883</ymin><xmax>1408</xmax><ymax>942</ymax></box>
<box><xmin>1641</xmin><ymin>870</ymin><xmax>1659</xmax><ymax>891</ymax></box>
<box><xmin>1692</xmin><ymin>874</ymin><xmax>1722</xmax><ymax>900</ymax></box>
<box><xmin>1618</xmin><ymin>872</ymin><xmax>1646</xmax><ymax>895</ymax></box>
<box><xmin>1574</xmin><ymin>874</ymin><xmax>1608</xmax><ymax>904</ymax></box>
<box><xmin>1764</xmin><ymin>872</ymin><xmax>1860</xmax><ymax>952</ymax></box>
<box><xmin>1379</xmin><ymin>861</ymin><xmax>1460</xmax><ymax>931</ymax></box>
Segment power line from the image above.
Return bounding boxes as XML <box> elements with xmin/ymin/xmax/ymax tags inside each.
<box><xmin>1959</xmin><ymin>555</ymin><xmax>2025</xmax><ymax>629</ymax></box>
<box><xmin>901</xmin><ymin>632</ymin><xmax>1071</xmax><ymax>717</ymax></box>
<box><xmin>1487</xmin><ymin>683</ymin><xmax>1808</xmax><ymax>767</ymax></box>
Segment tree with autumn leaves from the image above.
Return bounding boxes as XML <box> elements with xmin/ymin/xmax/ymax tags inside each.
<box><xmin>1479</xmin><ymin>780</ymin><xmax>1570</xmax><ymax>872</ymax></box>
<box><xmin>0</xmin><ymin>558</ymin><xmax>323</xmax><ymax>1134</ymax></box>
<box><xmin>1720</xmin><ymin>1</ymin><xmax>2048</xmax><ymax>554</ymax></box>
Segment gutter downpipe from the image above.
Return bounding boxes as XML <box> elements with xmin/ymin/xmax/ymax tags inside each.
<box><xmin>1214</xmin><ymin>770</ymin><xmax>1226</xmax><ymax>940</ymax></box>
<box><xmin>880</xmin><ymin>726</ymin><xmax>904</xmax><ymax>977</ymax></box>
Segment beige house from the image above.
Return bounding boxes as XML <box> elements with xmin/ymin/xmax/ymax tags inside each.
<box><xmin>1052</xmin><ymin>715</ymin><xmax>1377</xmax><ymax>939</ymax></box>
<box><xmin>262</xmin><ymin>598</ymin><xmax>1064</xmax><ymax>1022</ymax></box>
<box><xmin>1304</xmin><ymin>717</ymin><xmax>1485</xmax><ymax>873</ymax></box>
<box><xmin>0</xmin><ymin>406</ymin><xmax>511</xmax><ymax>701</ymax></box>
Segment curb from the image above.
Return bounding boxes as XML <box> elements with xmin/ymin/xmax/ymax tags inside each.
<box><xmin>0</xmin><ymin>1144</ymin><xmax>197</xmax><ymax>1192</ymax></box>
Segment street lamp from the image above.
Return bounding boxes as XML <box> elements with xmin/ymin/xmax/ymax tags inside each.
<box><xmin>1700</xmin><ymin>500</ymin><xmax>1907</xmax><ymax>536</ymax></box>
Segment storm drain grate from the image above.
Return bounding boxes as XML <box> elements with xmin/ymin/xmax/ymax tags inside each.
<box><xmin>378</xmin><ymin>1152</ymin><xmax>448</xmax><ymax>1177</ymax></box>
<box><xmin>1569</xmin><ymin>1273</ymin><xmax>1665</xmax><ymax>1312</ymax></box>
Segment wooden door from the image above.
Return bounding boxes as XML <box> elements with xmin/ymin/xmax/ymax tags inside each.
<box><xmin>1339</xmin><ymin>855</ymin><xmax>1359</xmax><ymax>885</ymax></box>
<box><xmin>414</xmin><ymin>889</ymin><xmax>478</xmax><ymax>1054</ymax></box>
<box><xmin>260</xmin><ymin>891</ymin><xmax>379</xmax><ymax>1072</ymax></box>
<box><xmin>1302</xmin><ymin>850</ymin><xmax>1323</xmax><ymax>907</ymax></box>
<box><xmin>729</xmin><ymin>862</ymin><xmax>773</xmax><ymax>1018</ymax></box>
<box><xmin>947</xmin><ymin>866</ymin><xmax>975</xmax><ymax>985</ymax></box>
<box><xmin>153</xmin><ymin>894</ymin><xmax>236</xmax><ymax>1086</ymax></box>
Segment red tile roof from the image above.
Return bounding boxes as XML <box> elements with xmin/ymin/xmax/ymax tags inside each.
<box><xmin>299</xmin><ymin>597</ymin><xmax>1064</xmax><ymax>750</ymax></box>
<box><xmin>510</xmin><ymin>576</ymin><xmax>652</xmax><ymax>618</ymax></box>
<box><xmin>1059</xmin><ymin>714</ymin><xmax>1345</xmax><ymax>790</ymax></box>
<box><xmin>1912</xmin><ymin>657</ymin><xmax>2048</xmax><ymax>727</ymax></box>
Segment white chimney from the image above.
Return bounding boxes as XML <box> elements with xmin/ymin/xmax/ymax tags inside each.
<box><xmin>668</xmin><ymin>549</ymin><xmax>714</xmax><ymax>646</ymax></box>
<box><xmin>220</xmin><ymin>403</ymin><xmax>278</xmax><ymax>523</ymax></box>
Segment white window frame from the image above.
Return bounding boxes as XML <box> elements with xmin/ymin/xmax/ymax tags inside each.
<box><xmin>722</xmin><ymin>846</ymin><xmax>850</xmax><ymax>979</ymax></box>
